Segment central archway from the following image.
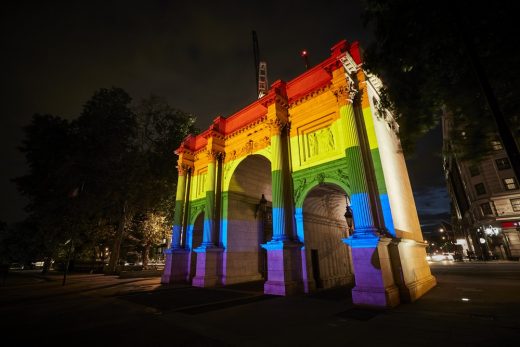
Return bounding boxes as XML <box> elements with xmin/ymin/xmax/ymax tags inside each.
<box><xmin>302</xmin><ymin>183</ymin><xmax>353</xmax><ymax>291</ymax></box>
<box><xmin>222</xmin><ymin>154</ymin><xmax>272</xmax><ymax>285</ymax></box>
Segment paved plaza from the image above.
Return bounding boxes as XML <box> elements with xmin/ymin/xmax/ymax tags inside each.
<box><xmin>1</xmin><ymin>261</ymin><xmax>519</xmax><ymax>346</ymax></box>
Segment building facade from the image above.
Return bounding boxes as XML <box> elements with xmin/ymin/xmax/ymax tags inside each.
<box><xmin>162</xmin><ymin>40</ymin><xmax>436</xmax><ymax>307</ymax></box>
<box><xmin>443</xmin><ymin>116</ymin><xmax>520</xmax><ymax>260</ymax></box>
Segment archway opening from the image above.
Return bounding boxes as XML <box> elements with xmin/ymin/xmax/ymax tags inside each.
<box><xmin>224</xmin><ymin>154</ymin><xmax>272</xmax><ymax>284</ymax></box>
<box><xmin>188</xmin><ymin>212</ymin><xmax>204</xmax><ymax>283</ymax></box>
<box><xmin>302</xmin><ymin>183</ymin><xmax>353</xmax><ymax>290</ymax></box>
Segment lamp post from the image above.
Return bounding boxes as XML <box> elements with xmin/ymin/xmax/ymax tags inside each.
<box><xmin>255</xmin><ymin>194</ymin><xmax>268</xmax><ymax>219</ymax></box>
<box><xmin>344</xmin><ymin>205</ymin><xmax>354</xmax><ymax>236</ymax></box>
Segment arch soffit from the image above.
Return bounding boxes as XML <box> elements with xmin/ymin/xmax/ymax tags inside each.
<box><xmin>223</xmin><ymin>149</ymin><xmax>272</xmax><ymax>191</ymax></box>
<box><xmin>296</xmin><ymin>178</ymin><xmax>350</xmax><ymax>209</ymax></box>
<box><xmin>188</xmin><ymin>208</ymin><xmax>205</xmax><ymax>227</ymax></box>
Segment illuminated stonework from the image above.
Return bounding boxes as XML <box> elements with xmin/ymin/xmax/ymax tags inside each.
<box><xmin>162</xmin><ymin>40</ymin><xmax>436</xmax><ymax>307</ymax></box>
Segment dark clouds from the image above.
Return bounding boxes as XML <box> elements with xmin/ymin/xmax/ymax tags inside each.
<box><xmin>0</xmin><ymin>1</ymin><xmax>448</xmax><ymax>225</ymax></box>
<box><xmin>407</xmin><ymin>125</ymin><xmax>451</xmax><ymax>230</ymax></box>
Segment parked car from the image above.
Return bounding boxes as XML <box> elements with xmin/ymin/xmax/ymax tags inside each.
<box><xmin>31</xmin><ymin>261</ymin><xmax>45</xmax><ymax>269</ymax></box>
<box><xmin>429</xmin><ymin>253</ymin><xmax>454</xmax><ymax>262</ymax></box>
<box><xmin>9</xmin><ymin>263</ymin><xmax>24</xmax><ymax>270</ymax></box>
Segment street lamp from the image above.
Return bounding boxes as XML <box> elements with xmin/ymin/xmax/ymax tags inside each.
<box><xmin>255</xmin><ymin>194</ymin><xmax>268</xmax><ymax>219</ymax></box>
<box><xmin>344</xmin><ymin>205</ymin><xmax>354</xmax><ymax>235</ymax></box>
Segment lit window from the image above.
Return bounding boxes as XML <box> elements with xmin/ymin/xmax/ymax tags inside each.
<box><xmin>469</xmin><ymin>165</ymin><xmax>480</xmax><ymax>177</ymax></box>
<box><xmin>491</xmin><ymin>140</ymin><xmax>503</xmax><ymax>150</ymax></box>
<box><xmin>480</xmin><ymin>202</ymin><xmax>493</xmax><ymax>216</ymax></box>
<box><xmin>495</xmin><ymin>158</ymin><xmax>511</xmax><ymax>170</ymax></box>
<box><xmin>503</xmin><ymin>178</ymin><xmax>518</xmax><ymax>190</ymax></box>
<box><xmin>512</xmin><ymin>199</ymin><xmax>520</xmax><ymax>212</ymax></box>
<box><xmin>475</xmin><ymin>183</ymin><xmax>486</xmax><ymax>195</ymax></box>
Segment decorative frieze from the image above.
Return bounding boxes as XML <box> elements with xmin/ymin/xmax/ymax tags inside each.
<box><xmin>292</xmin><ymin>159</ymin><xmax>351</xmax><ymax>204</ymax></box>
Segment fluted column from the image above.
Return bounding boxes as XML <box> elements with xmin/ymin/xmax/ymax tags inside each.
<box><xmin>337</xmin><ymin>71</ymin><xmax>400</xmax><ymax>307</ymax></box>
<box><xmin>342</xmin><ymin>102</ymin><xmax>380</xmax><ymax>241</ymax></box>
<box><xmin>201</xmin><ymin>150</ymin><xmax>218</xmax><ymax>247</ymax></box>
<box><xmin>268</xmin><ymin>118</ymin><xmax>290</xmax><ymax>241</ymax></box>
<box><xmin>162</xmin><ymin>163</ymin><xmax>191</xmax><ymax>284</ymax></box>
<box><xmin>170</xmin><ymin>164</ymin><xmax>189</xmax><ymax>249</ymax></box>
<box><xmin>260</xmin><ymin>81</ymin><xmax>303</xmax><ymax>296</ymax></box>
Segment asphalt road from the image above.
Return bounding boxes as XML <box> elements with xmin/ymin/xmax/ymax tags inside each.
<box><xmin>1</xmin><ymin>261</ymin><xmax>519</xmax><ymax>347</ymax></box>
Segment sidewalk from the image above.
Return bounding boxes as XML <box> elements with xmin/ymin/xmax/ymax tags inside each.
<box><xmin>2</xmin><ymin>262</ymin><xmax>519</xmax><ymax>346</ymax></box>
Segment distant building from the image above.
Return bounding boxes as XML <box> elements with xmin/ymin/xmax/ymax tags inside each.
<box><xmin>443</xmin><ymin>115</ymin><xmax>520</xmax><ymax>260</ymax></box>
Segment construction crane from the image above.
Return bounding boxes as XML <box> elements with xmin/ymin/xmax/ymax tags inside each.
<box><xmin>257</xmin><ymin>62</ymin><xmax>268</xmax><ymax>98</ymax></box>
<box><xmin>252</xmin><ymin>30</ymin><xmax>268</xmax><ymax>98</ymax></box>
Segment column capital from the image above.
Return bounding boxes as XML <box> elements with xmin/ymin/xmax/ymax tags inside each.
<box><xmin>267</xmin><ymin>118</ymin><xmax>286</xmax><ymax>136</ymax></box>
<box><xmin>333</xmin><ymin>80</ymin><xmax>357</xmax><ymax>106</ymax></box>
<box><xmin>177</xmin><ymin>163</ymin><xmax>193</xmax><ymax>175</ymax></box>
<box><xmin>205</xmin><ymin>149</ymin><xmax>225</xmax><ymax>162</ymax></box>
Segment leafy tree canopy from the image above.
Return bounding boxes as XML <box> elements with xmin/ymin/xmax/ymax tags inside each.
<box><xmin>11</xmin><ymin>88</ymin><xmax>197</xmax><ymax>269</ymax></box>
<box><xmin>362</xmin><ymin>0</ymin><xmax>519</xmax><ymax>160</ymax></box>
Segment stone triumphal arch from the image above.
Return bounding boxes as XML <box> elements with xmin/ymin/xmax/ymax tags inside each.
<box><xmin>162</xmin><ymin>40</ymin><xmax>436</xmax><ymax>307</ymax></box>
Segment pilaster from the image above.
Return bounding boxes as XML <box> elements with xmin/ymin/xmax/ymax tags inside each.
<box><xmin>389</xmin><ymin>238</ymin><xmax>437</xmax><ymax>302</ymax></box>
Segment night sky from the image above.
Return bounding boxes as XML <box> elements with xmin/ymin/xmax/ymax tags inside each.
<box><xmin>0</xmin><ymin>1</ymin><xmax>449</xmax><ymax>230</ymax></box>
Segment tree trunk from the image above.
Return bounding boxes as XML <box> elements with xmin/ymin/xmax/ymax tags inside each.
<box><xmin>107</xmin><ymin>224</ymin><xmax>124</xmax><ymax>273</ymax></box>
<box><xmin>106</xmin><ymin>202</ymin><xmax>128</xmax><ymax>273</ymax></box>
<box><xmin>142</xmin><ymin>244</ymin><xmax>150</xmax><ymax>269</ymax></box>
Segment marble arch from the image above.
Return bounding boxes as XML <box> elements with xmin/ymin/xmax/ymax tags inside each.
<box><xmin>162</xmin><ymin>40</ymin><xmax>436</xmax><ymax>307</ymax></box>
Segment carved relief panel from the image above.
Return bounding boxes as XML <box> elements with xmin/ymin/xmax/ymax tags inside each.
<box><xmin>295</xmin><ymin>112</ymin><xmax>342</xmax><ymax>167</ymax></box>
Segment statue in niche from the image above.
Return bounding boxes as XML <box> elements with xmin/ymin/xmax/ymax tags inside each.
<box><xmin>314</xmin><ymin>129</ymin><xmax>325</xmax><ymax>154</ymax></box>
<box><xmin>327</xmin><ymin>127</ymin><xmax>335</xmax><ymax>151</ymax></box>
<box><xmin>308</xmin><ymin>132</ymin><xmax>319</xmax><ymax>157</ymax></box>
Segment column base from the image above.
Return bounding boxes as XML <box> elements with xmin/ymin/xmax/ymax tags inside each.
<box><xmin>192</xmin><ymin>246</ymin><xmax>223</xmax><ymax>288</ymax></box>
<box><xmin>343</xmin><ymin>235</ymin><xmax>401</xmax><ymax>308</ymax></box>
<box><xmin>161</xmin><ymin>248</ymin><xmax>189</xmax><ymax>284</ymax></box>
<box><xmin>261</xmin><ymin>240</ymin><xmax>303</xmax><ymax>296</ymax></box>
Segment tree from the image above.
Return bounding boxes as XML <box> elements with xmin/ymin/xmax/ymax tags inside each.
<box><xmin>132</xmin><ymin>95</ymin><xmax>197</xmax><ymax>224</ymax></box>
<box><xmin>362</xmin><ymin>0</ymin><xmax>520</xmax><ymax>168</ymax></box>
<box><xmin>73</xmin><ymin>91</ymin><xmax>196</xmax><ymax>272</ymax></box>
<box><xmin>12</xmin><ymin>114</ymin><xmax>78</xmax><ymax>270</ymax></box>
<box><xmin>125</xmin><ymin>96</ymin><xmax>196</xmax><ymax>267</ymax></box>
<box><xmin>74</xmin><ymin>87</ymin><xmax>138</xmax><ymax>273</ymax></box>
<box><xmin>13</xmin><ymin>89</ymin><xmax>197</xmax><ymax>274</ymax></box>
<box><xmin>128</xmin><ymin>212</ymin><xmax>169</xmax><ymax>268</ymax></box>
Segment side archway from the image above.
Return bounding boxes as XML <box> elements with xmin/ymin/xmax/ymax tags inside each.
<box><xmin>300</xmin><ymin>183</ymin><xmax>354</xmax><ymax>291</ymax></box>
<box><xmin>186</xmin><ymin>211</ymin><xmax>204</xmax><ymax>283</ymax></box>
<box><xmin>221</xmin><ymin>154</ymin><xmax>272</xmax><ymax>285</ymax></box>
